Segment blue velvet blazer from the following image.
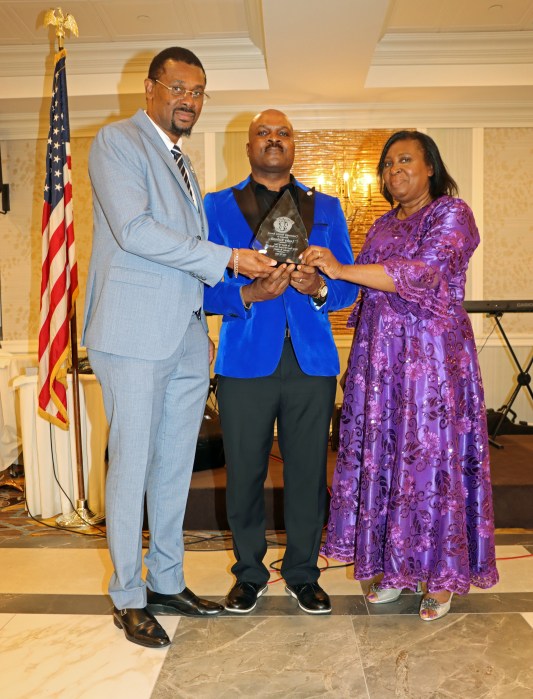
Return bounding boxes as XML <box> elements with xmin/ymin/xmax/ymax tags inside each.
<box><xmin>203</xmin><ymin>176</ymin><xmax>359</xmax><ymax>378</ymax></box>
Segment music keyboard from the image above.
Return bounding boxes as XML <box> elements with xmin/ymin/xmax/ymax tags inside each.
<box><xmin>463</xmin><ymin>300</ymin><xmax>533</xmax><ymax>314</ymax></box>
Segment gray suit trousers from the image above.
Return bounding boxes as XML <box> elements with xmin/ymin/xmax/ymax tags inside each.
<box><xmin>88</xmin><ymin>314</ymin><xmax>209</xmax><ymax>609</ymax></box>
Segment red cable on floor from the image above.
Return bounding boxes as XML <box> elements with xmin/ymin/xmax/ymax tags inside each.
<box><xmin>318</xmin><ymin>554</ymin><xmax>330</xmax><ymax>571</ymax></box>
<box><xmin>266</xmin><ymin>552</ymin><xmax>531</xmax><ymax>586</ymax></box>
<box><xmin>267</xmin><ymin>554</ymin><xmax>333</xmax><ymax>586</ymax></box>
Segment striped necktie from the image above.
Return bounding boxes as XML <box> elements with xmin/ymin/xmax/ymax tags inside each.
<box><xmin>171</xmin><ymin>144</ymin><xmax>194</xmax><ymax>199</ymax></box>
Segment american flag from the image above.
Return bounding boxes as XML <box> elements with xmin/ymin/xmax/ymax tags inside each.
<box><xmin>38</xmin><ymin>49</ymin><xmax>78</xmax><ymax>429</ymax></box>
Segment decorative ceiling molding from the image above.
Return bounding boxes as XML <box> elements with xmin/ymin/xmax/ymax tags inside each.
<box><xmin>0</xmin><ymin>37</ymin><xmax>269</xmax><ymax>112</ymax></box>
<box><xmin>368</xmin><ymin>64</ymin><xmax>533</xmax><ymax>88</ymax></box>
<box><xmin>243</xmin><ymin>0</ymin><xmax>265</xmax><ymax>54</ymax></box>
<box><xmin>1</xmin><ymin>7</ymin><xmax>532</xmax><ymax>138</ymax></box>
<box><xmin>3</xmin><ymin>101</ymin><xmax>533</xmax><ymax>141</ymax></box>
<box><xmin>373</xmin><ymin>31</ymin><xmax>533</xmax><ymax>65</ymax></box>
<box><xmin>0</xmin><ymin>38</ymin><xmax>267</xmax><ymax>78</ymax></box>
<box><xmin>368</xmin><ymin>31</ymin><xmax>533</xmax><ymax>88</ymax></box>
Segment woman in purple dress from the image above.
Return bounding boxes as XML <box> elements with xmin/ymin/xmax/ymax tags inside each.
<box><xmin>301</xmin><ymin>131</ymin><xmax>498</xmax><ymax>620</ymax></box>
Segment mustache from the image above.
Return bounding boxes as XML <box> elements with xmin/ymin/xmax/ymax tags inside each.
<box><xmin>265</xmin><ymin>142</ymin><xmax>283</xmax><ymax>151</ymax></box>
<box><xmin>173</xmin><ymin>105</ymin><xmax>196</xmax><ymax>116</ymax></box>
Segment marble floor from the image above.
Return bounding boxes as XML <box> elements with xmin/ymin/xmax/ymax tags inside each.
<box><xmin>1</xmin><ymin>499</ymin><xmax>533</xmax><ymax>699</ymax></box>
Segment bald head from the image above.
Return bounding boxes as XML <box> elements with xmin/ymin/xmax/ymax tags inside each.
<box><xmin>248</xmin><ymin>109</ymin><xmax>292</xmax><ymax>139</ymax></box>
<box><xmin>246</xmin><ymin>109</ymin><xmax>295</xmax><ymax>188</ymax></box>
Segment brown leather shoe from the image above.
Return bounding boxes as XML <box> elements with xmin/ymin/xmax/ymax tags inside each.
<box><xmin>113</xmin><ymin>607</ymin><xmax>170</xmax><ymax>647</ymax></box>
<box><xmin>146</xmin><ymin>587</ymin><xmax>224</xmax><ymax>616</ymax></box>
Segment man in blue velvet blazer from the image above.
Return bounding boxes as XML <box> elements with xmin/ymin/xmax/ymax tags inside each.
<box><xmin>204</xmin><ymin>109</ymin><xmax>358</xmax><ymax>615</ymax></box>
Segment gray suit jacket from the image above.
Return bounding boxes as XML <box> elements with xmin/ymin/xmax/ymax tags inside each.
<box><xmin>82</xmin><ymin>109</ymin><xmax>231</xmax><ymax>359</ymax></box>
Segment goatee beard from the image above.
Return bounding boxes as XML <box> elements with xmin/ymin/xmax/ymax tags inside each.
<box><xmin>170</xmin><ymin>123</ymin><xmax>193</xmax><ymax>138</ymax></box>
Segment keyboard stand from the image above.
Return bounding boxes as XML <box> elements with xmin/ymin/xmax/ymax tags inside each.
<box><xmin>488</xmin><ymin>312</ymin><xmax>533</xmax><ymax>449</ymax></box>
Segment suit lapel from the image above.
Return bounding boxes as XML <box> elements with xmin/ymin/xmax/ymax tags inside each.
<box><xmin>232</xmin><ymin>182</ymin><xmax>262</xmax><ymax>233</ymax></box>
<box><xmin>132</xmin><ymin>110</ymin><xmax>198</xmax><ymax>210</ymax></box>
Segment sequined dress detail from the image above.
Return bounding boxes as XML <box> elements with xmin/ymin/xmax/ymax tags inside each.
<box><xmin>321</xmin><ymin>196</ymin><xmax>499</xmax><ymax>593</ymax></box>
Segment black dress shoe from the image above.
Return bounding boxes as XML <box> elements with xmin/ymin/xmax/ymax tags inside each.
<box><xmin>285</xmin><ymin>582</ymin><xmax>331</xmax><ymax>614</ymax></box>
<box><xmin>146</xmin><ymin>587</ymin><xmax>224</xmax><ymax>617</ymax></box>
<box><xmin>225</xmin><ymin>581</ymin><xmax>268</xmax><ymax>613</ymax></box>
<box><xmin>113</xmin><ymin>607</ymin><xmax>170</xmax><ymax>648</ymax></box>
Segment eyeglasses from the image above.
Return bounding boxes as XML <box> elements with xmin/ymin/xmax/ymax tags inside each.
<box><xmin>152</xmin><ymin>79</ymin><xmax>210</xmax><ymax>101</ymax></box>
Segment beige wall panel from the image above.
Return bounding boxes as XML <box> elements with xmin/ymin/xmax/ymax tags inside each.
<box><xmin>213</xmin><ymin>130</ymin><xmax>249</xmax><ymax>193</ymax></box>
<box><xmin>484</xmin><ymin>128</ymin><xmax>533</xmax><ymax>335</ymax></box>
<box><xmin>0</xmin><ymin>137</ymin><xmax>93</xmax><ymax>345</ymax></box>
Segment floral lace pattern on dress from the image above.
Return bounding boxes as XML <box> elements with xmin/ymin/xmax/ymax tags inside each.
<box><xmin>321</xmin><ymin>197</ymin><xmax>499</xmax><ymax>594</ymax></box>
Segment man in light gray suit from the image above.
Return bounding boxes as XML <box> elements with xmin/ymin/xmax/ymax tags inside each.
<box><xmin>82</xmin><ymin>47</ymin><xmax>274</xmax><ymax>648</ymax></box>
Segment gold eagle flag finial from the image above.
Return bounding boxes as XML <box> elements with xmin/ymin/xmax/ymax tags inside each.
<box><xmin>44</xmin><ymin>7</ymin><xmax>79</xmax><ymax>49</ymax></box>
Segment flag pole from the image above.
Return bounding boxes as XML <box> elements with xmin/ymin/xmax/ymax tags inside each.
<box><xmin>57</xmin><ymin>304</ymin><xmax>105</xmax><ymax>528</ymax></box>
<box><xmin>42</xmin><ymin>7</ymin><xmax>103</xmax><ymax>528</ymax></box>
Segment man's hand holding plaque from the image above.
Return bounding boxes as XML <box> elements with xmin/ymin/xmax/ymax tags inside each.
<box><xmin>251</xmin><ymin>189</ymin><xmax>309</xmax><ymax>265</ymax></box>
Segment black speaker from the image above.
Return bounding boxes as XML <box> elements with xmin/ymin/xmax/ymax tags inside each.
<box><xmin>1</xmin><ymin>184</ymin><xmax>9</xmax><ymax>214</ymax></box>
<box><xmin>0</xmin><ymin>145</ymin><xmax>9</xmax><ymax>215</ymax></box>
<box><xmin>193</xmin><ymin>380</ymin><xmax>225</xmax><ymax>471</ymax></box>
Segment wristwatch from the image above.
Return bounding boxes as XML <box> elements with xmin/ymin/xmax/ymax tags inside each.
<box><xmin>311</xmin><ymin>276</ymin><xmax>328</xmax><ymax>306</ymax></box>
<box><xmin>239</xmin><ymin>285</ymin><xmax>253</xmax><ymax>311</ymax></box>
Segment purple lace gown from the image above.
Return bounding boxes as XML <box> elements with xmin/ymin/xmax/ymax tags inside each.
<box><xmin>322</xmin><ymin>196</ymin><xmax>499</xmax><ymax>594</ymax></box>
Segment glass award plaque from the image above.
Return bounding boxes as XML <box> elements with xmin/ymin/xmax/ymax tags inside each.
<box><xmin>251</xmin><ymin>189</ymin><xmax>308</xmax><ymax>264</ymax></box>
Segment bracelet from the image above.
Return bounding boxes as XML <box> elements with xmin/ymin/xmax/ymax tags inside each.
<box><xmin>233</xmin><ymin>248</ymin><xmax>239</xmax><ymax>279</ymax></box>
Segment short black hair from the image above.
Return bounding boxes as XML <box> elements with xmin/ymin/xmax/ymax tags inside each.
<box><xmin>148</xmin><ymin>47</ymin><xmax>206</xmax><ymax>82</ymax></box>
<box><xmin>377</xmin><ymin>130</ymin><xmax>458</xmax><ymax>206</ymax></box>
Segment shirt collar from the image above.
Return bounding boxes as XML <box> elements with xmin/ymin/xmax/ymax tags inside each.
<box><xmin>250</xmin><ymin>174</ymin><xmax>296</xmax><ymax>194</ymax></box>
<box><xmin>145</xmin><ymin>111</ymin><xmax>183</xmax><ymax>153</ymax></box>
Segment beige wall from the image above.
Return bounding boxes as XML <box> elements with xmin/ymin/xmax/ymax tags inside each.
<box><xmin>1</xmin><ymin>127</ymin><xmax>532</xmax><ymax>419</ymax></box>
<box><xmin>484</xmin><ymin>128</ymin><xmax>533</xmax><ymax>335</ymax></box>
<box><xmin>0</xmin><ymin>137</ymin><xmax>93</xmax><ymax>346</ymax></box>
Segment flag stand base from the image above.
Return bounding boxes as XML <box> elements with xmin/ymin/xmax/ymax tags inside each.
<box><xmin>56</xmin><ymin>499</ymin><xmax>105</xmax><ymax>529</ymax></box>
